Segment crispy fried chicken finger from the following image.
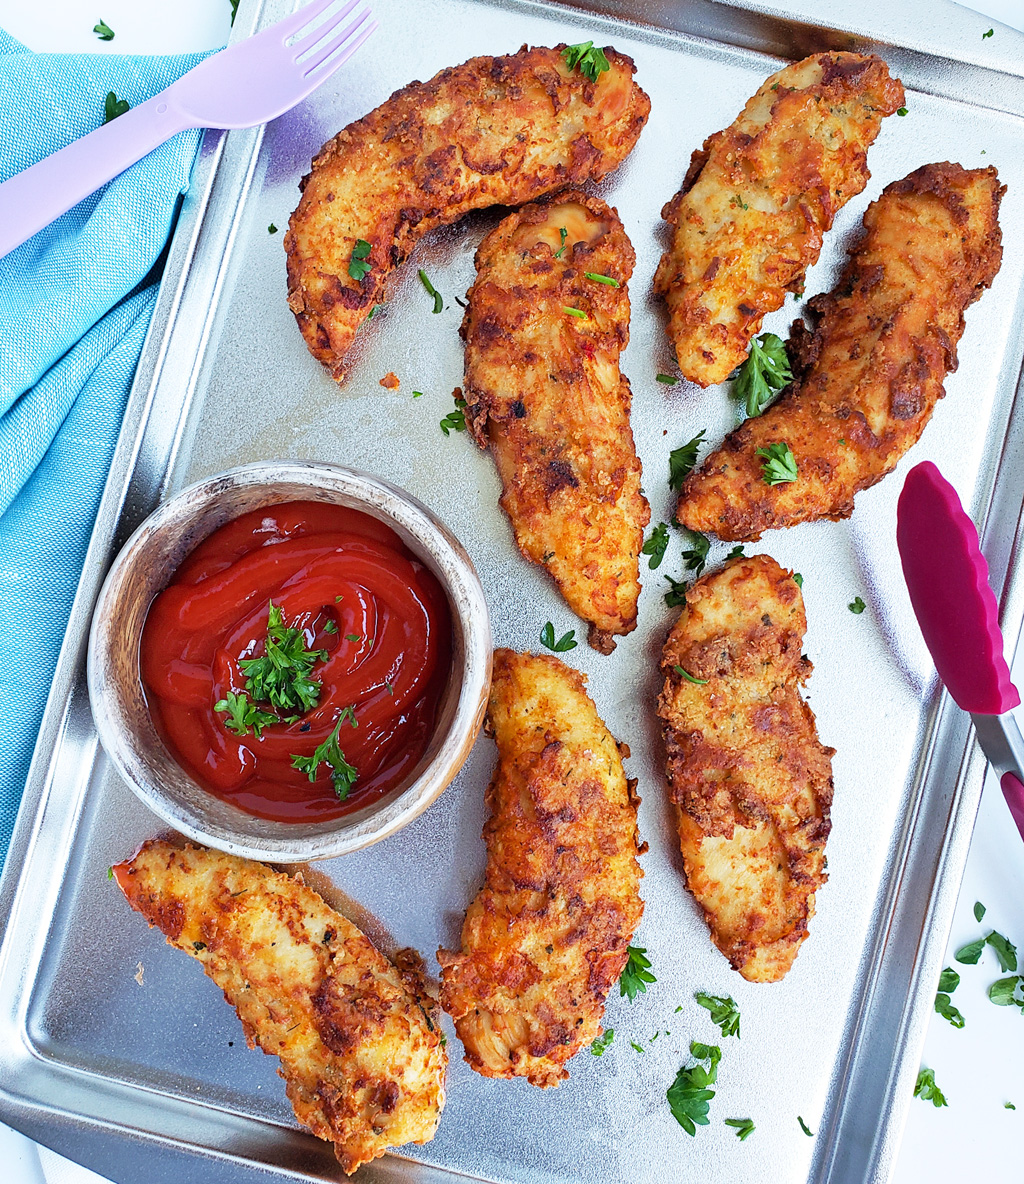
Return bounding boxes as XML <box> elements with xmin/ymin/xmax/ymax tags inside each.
<box><xmin>438</xmin><ymin>649</ymin><xmax>645</xmax><ymax>1086</ymax></box>
<box><xmin>461</xmin><ymin>192</ymin><xmax>649</xmax><ymax>653</ymax></box>
<box><xmin>654</xmin><ymin>52</ymin><xmax>904</xmax><ymax>387</ymax></box>
<box><xmin>286</xmin><ymin>44</ymin><xmax>650</xmax><ymax>381</ymax></box>
<box><xmin>114</xmin><ymin>841</ymin><xmax>445</xmax><ymax>1175</ymax></box>
<box><xmin>657</xmin><ymin>555</ymin><xmax>834</xmax><ymax>982</ymax></box>
<box><xmin>677</xmin><ymin>162</ymin><xmax>1004</xmax><ymax>541</ymax></box>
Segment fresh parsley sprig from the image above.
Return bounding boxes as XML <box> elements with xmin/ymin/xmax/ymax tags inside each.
<box><xmin>666</xmin><ymin>1042</ymin><xmax>721</xmax><ymax>1135</ymax></box>
<box><xmin>291</xmin><ymin>706</ymin><xmax>358</xmax><ymax>800</ymax></box>
<box><xmin>348</xmin><ymin>239</ymin><xmax>372</xmax><ymax>281</ymax></box>
<box><xmin>914</xmin><ymin>1067</ymin><xmax>948</xmax><ymax>1108</ymax></box>
<box><xmin>238</xmin><ymin>602</ymin><xmax>327</xmax><ymax>715</ymax></box>
<box><xmin>540</xmin><ymin>623</ymin><xmax>578</xmax><ymax>653</ymax></box>
<box><xmin>642</xmin><ymin>522</ymin><xmax>670</xmax><ymax>569</ymax></box>
<box><xmin>669</xmin><ymin>431</ymin><xmax>706</xmax><ymax>490</ymax></box>
<box><xmin>418</xmin><ymin>269</ymin><xmax>443</xmax><ymax>314</ymax></box>
<box><xmin>620</xmin><ymin>945</ymin><xmax>656</xmax><ymax>1002</ymax></box>
<box><xmin>561</xmin><ymin>40</ymin><xmax>611</xmax><ymax>83</ymax></box>
<box><xmin>733</xmin><ymin>332</ymin><xmax>792</xmax><ymax>418</ymax></box>
<box><xmin>214</xmin><ymin>691</ymin><xmax>279</xmax><ymax>739</ymax></box>
<box><xmin>694</xmin><ymin>992</ymin><xmax>740</xmax><ymax>1038</ymax></box>
<box><xmin>756</xmin><ymin>441</ymin><xmax>797</xmax><ymax>485</ymax></box>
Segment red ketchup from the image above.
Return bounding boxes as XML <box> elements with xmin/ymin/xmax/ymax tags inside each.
<box><xmin>139</xmin><ymin>501</ymin><xmax>452</xmax><ymax>822</ymax></box>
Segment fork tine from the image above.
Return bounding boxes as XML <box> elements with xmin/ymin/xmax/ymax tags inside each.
<box><xmin>300</xmin><ymin>7</ymin><xmax>373</xmax><ymax>73</ymax></box>
<box><xmin>304</xmin><ymin>18</ymin><xmax>377</xmax><ymax>79</ymax></box>
<box><xmin>276</xmin><ymin>0</ymin><xmax>357</xmax><ymax>43</ymax></box>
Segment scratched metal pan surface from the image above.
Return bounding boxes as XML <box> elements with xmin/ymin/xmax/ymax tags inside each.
<box><xmin>2</xmin><ymin>1</ymin><xmax>1024</xmax><ymax>1183</ymax></box>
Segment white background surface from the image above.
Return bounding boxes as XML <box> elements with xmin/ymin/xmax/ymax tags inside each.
<box><xmin>1</xmin><ymin>0</ymin><xmax>1023</xmax><ymax>1182</ymax></box>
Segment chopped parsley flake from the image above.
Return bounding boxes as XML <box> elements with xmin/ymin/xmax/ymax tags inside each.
<box><xmin>914</xmin><ymin>1067</ymin><xmax>947</xmax><ymax>1108</ymax></box>
<box><xmin>669</xmin><ymin>430</ymin><xmax>706</xmax><ymax>489</ymax></box>
<box><xmin>540</xmin><ymin>622</ymin><xmax>578</xmax><ymax>653</ymax></box>
<box><xmin>798</xmin><ymin>1116</ymin><xmax>814</xmax><ymax>1137</ymax></box>
<box><xmin>554</xmin><ymin>227</ymin><xmax>568</xmax><ymax>258</ymax></box>
<box><xmin>591</xmin><ymin>1029</ymin><xmax>614</xmax><ymax>1056</ymax></box>
<box><xmin>934</xmin><ymin>993</ymin><xmax>965</xmax><ymax>1028</ymax></box>
<box><xmin>561</xmin><ymin>40</ymin><xmax>611</xmax><ymax>83</ymax></box>
<box><xmin>848</xmin><ymin>596</ymin><xmax>866</xmax><ymax>615</ymax></box>
<box><xmin>681</xmin><ymin>530</ymin><xmax>710</xmax><ymax>577</ymax></box>
<box><xmin>348</xmin><ymin>239</ymin><xmax>372</xmax><ymax>281</ymax></box>
<box><xmin>664</xmin><ymin>573</ymin><xmax>688</xmax><ymax>608</ymax></box>
<box><xmin>418</xmin><ymin>269</ymin><xmax>443</xmax><ymax>313</ymax></box>
<box><xmin>642</xmin><ymin>522</ymin><xmax>670</xmax><ymax>569</ymax></box>
<box><xmin>694</xmin><ymin>992</ymin><xmax>740</xmax><ymax>1038</ymax></box>
<box><xmin>674</xmin><ymin>664</ymin><xmax>708</xmax><ymax>686</ymax></box>
<box><xmin>725</xmin><ymin>1117</ymin><xmax>755</xmax><ymax>1141</ymax></box>
<box><xmin>102</xmin><ymin>91</ymin><xmax>130</xmax><ymax>124</ymax></box>
<box><xmin>620</xmin><ymin>946</ymin><xmax>656</xmax><ymax>1002</ymax></box>
<box><xmin>755</xmin><ymin>441</ymin><xmax>797</xmax><ymax>485</ymax></box>
<box><xmin>93</xmin><ymin>19</ymin><xmax>115</xmax><ymax>40</ymax></box>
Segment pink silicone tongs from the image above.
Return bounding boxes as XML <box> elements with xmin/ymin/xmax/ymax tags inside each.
<box><xmin>897</xmin><ymin>460</ymin><xmax>1024</xmax><ymax>839</ymax></box>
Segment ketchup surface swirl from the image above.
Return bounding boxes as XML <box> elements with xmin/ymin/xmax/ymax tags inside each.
<box><xmin>139</xmin><ymin>501</ymin><xmax>452</xmax><ymax>822</ymax></box>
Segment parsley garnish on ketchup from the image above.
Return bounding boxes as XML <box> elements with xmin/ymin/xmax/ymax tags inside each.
<box><xmin>140</xmin><ymin>501</ymin><xmax>452</xmax><ymax>822</ymax></box>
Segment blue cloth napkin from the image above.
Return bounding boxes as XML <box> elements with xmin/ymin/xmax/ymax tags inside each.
<box><xmin>0</xmin><ymin>30</ymin><xmax>215</xmax><ymax>867</ymax></box>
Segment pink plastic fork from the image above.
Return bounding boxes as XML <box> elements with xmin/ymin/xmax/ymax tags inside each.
<box><xmin>0</xmin><ymin>0</ymin><xmax>376</xmax><ymax>260</ymax></box>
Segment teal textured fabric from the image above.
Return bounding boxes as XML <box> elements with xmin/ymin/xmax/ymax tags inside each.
<box><xmin>0</xmin><ymin>30</ymin><xmax>213</xmax><ymax>866</ymax></box>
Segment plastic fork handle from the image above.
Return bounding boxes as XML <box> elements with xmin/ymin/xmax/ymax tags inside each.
<box><xmin>0</xmin><ymin>95</ymin><xmax>194</xmax><ymax>260</ymax></box>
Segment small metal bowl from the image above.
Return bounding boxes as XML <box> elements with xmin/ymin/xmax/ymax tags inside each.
<box><xmin>87</xmin><ymin>460</ymin><xmax>492</xmax><ymax>862</ymax></box>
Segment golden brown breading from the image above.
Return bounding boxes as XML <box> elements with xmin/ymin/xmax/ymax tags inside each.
<box><xmin>677</xmin><ymin>163</ymin><xmax>1004</xmax><ymax>541</ymax></box>
<box><xmin>461</xmin><ymin>192</ymin><xmax>649</xmax><ymax>653</ymax></box>
<box><xmin>657</xmin><ymin>555</ymin><xmax>834</xmax><ymax>982</ymax></box>
<box><xmin>285</xmin><ymin>44</ymin><xmax>650</xmax><ymax>381</ymax></box>
<box><xmin>113</xmin><ymin>841</ymin><xmax>445</xmax><ymax>1175</ymax></box>
<box><xmin>653</xmin><ymin>52</ymin><xmax>904</xmax><ymax>387</ymax></box>
<box><xmin>438</xmin><ymin>649</ymin><xmax>645</xmax><ymax>1086</ymax></box>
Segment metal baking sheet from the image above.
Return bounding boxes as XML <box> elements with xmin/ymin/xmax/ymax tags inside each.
<box><xmin>2</xmin><ymin>1</ymin><xmax>1024</xmax><ymax>1183</ymax></box>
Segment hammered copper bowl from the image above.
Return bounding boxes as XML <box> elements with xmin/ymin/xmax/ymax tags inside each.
<box><xmin>87</xmin><ymin>460</ymin><xmax>492</xmax><ymax>862</ymax></box>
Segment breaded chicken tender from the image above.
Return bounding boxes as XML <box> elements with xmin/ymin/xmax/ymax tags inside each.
<box><xmin>657</xmin><ymin>555</ymin><xmax>834</xmax><ymax>982</ymax></box>
<box><xmin>438</xmin><ymin>649</ymin><xmax>645</xmax><ymax>1086</ymax></box>
<box><xmin>461</xmin><ymin>192</ymin><xmax>649</xmax><ymax>653</ymax></box>
<box><xmin>113</xmin><ymin>841</ymin><xmax>445</xmax><ymax>1175</ymax></box>
<box><xmin>677</xmin><ymin>163</ymin><xmax>1004</xmax><ymax>540</ymax></box>
<box><xmin>286</xmin><ymin>44</ymin><xmax>650</xmax><ymax>381</ymax></box>
<box><xmin>654</xmin><ymin>52</ymin><xmax>904</xmax><ymax>387</ymax></box>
